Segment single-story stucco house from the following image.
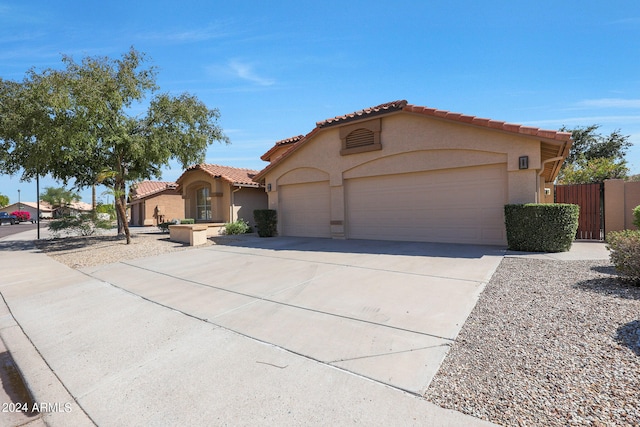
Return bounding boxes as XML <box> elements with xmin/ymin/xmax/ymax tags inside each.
<box><xmin>129</xmin><ymin>181</ymin><xmax>184</xmax><ymax>226</ymax></box>
<box><xmin>175</xmin><ymin>164</ymin><xmax>268</xmax><ymax>232</ymax></box>
<box><xmin>253</xmin><ymin>100</ymin><xmax>572</xmax><ymax>246</ymax></box>
<box><xmin>0</xmin><ymin>201</ymin><xmax>54</xmax><ymax>219</ymax></box>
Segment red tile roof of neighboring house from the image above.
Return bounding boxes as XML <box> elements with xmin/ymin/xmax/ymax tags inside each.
<box><xmin>130</xmin><ymin>181</ymin><xmax>178</xmax><ymax>201</ymax></box>
<box><xmin>176</xmin><ymin>164</ymin><xmax>261</xmax><ymax>187</ymax></box>
<box><xmin>260</xmin><ymin>135</ymin><xmax>305</xmax><ymax>161</ymax></box>
<box><xmin>254</xmin><ymin>100</ymin><xmax>573</xmax><ymax>182</ymax></box>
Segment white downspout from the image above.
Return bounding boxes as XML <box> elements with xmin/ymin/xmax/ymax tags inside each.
<box><xmin>538</xmin><ymin>156</ymin><xmax>565</xmax><ymax>203</ymax></box>
<box><xmin>231</xmin><ymin>185</ymin><xmax>242</xmax><ymax>223</ymax></box>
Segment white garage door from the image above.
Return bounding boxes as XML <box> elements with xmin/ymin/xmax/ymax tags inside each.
<box><xmin>279</xmin><ymin>181</ymin><xmax>331</xmax><ymax>238</ymax></box>
<box><xmin>345</xmin><ymin>164</ymin><xmax>507</xmax><ymax>245</ymax></box>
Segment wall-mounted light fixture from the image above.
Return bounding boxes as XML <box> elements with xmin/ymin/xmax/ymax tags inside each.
<box><xmin>519</xmin><ymin>156</ymin><xmax>529</xmax><ymax>170</ymax></box>
<box><xmin>267</xmin><ymin>183</ymin><xmax>272</xmax><ymax>192</ymax></box>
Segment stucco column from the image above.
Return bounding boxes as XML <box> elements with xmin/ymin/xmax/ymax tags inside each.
<box><xmin>330</xmin><ymin>185</ymin><xmax>345</xmax><ymax>238</ymax></box>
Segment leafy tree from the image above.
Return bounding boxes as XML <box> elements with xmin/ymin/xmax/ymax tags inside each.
<box><xmin>558</xmin><ymin>157</ymin><xmax>628</xmax><ymax>184</ymax></box>
<box><xmin>41</xmin><ymin>186</ymin><xmax>81</xmax><ymax>217</ymax></box>
<box><xmin>0</xmin><ymin>47</ymin><xmax>229</xmax><ymax>243</ymax></box>
<box><xmin>561</xmin><ymin>125</ymin><xmax>632</xmax><ymax>164</ymax></box>
<box><xmin>0</xmin><ymin>194</ymin><xmax>8</xmax><ymax>208</ymax></box>
<box><xmin>558</xmin><ymin>125</ymin><xmax>631</xmax><ymax>183</ymax></box>
<box><xmin>95</xmin><ymin>202</ymin><xmax>116</xmax><ymax>220</ymax></box>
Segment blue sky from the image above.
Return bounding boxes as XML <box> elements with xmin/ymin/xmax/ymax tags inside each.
<box><xmin>1</xmin><ymin>1</ymin><xmax>639</xmax><ymax>205</ymax></box>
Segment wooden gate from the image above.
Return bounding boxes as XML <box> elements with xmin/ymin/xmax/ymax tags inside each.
<box><xmin>554</xmin><ymin>183</ymin><xmax>604</xmax><ymax>240</ymax></box>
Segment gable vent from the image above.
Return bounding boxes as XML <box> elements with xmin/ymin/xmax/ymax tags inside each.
<box><xmin>345</xmin><ymin>128</ymin><xmax>375</xmax><ymax>149</ymax></box>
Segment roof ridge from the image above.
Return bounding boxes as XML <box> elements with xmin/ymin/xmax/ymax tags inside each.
<box><xmin>317</xmin><ymin>100</ymin><xmax>407</xmax><ymax>128</ymax></box>
<box><xmin>192</xmin><ymin>163</ymin><xmax>260</xmax><ymax>172</ymax></box>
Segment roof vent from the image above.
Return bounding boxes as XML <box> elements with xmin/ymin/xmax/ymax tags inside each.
<box><xmin>345</xmin><ymin>128</ymin><xmax>375</xmax><ymax>149</ymax></box>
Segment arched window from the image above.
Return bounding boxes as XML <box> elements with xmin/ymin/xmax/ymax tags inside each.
<box><xmin>196</xmin><ymin>187</ymin><xmax>211</xmax><ymax>220</ymax></box>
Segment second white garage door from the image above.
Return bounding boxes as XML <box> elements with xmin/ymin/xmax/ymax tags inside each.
<box><xmin>279</xmin><ymin>181</ymin><xmax>331</xmax><ymax>238</ymax></box>
<box><xmin>345</xmin><ymin>164</ymin><xmax>507</xmax><ymax>245</ymax></box>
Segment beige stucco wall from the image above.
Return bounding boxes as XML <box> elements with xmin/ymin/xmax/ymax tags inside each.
<box><xmin>262</xmin><ymin>112</ymin><xmax>552</xmax><ymax>239</ymax></box>
<box><xmin>177</xmin><ymin>169</ymin><xmax>267</xmax><ymax>225</ymax></box>
<box><xmin>129</xmin><ymin>191</ymin><xmax>184</xmax><ymax>226</ymax></box>
<box><xmin>605</xmin><ymin>179</ymin><xmax>640</xmax><ymax>233</ymax></box>
<box><xmin>231</xmin><ymin>188</ymin><xmax>268</xmax><ymax>227</ymax></box>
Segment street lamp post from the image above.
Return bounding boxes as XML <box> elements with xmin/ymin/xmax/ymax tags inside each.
<box><xmin>17</xmin><ymin>189</ymin><xmax>21</xmax><ymax>211</ymax></box>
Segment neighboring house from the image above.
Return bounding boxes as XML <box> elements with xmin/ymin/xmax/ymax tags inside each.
<box><xmin>61</xmin><ymin>201</ymin><xmax>93</xmax><ymax>217</ymax></box>
<box><xmin>254</xmin><ymin>100</ymin><xmax>572</xmax><ymax>245</ymax></box>
<box><xmin>175</xmin><ymin>164</ymin><xmax>268</xmax><ymax>229</ymax></box>
<box><xmin>0</xmin><ymin>201</ymin><xmax>54</xmax><ymax>219</ymax></box>
<box><xmin>129</xmin><ymin>181</ymin><xmax>184</xmax><ymax>226</ymax></box>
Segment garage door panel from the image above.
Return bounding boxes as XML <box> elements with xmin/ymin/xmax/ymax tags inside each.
<box><xmin>346</xmin><ymin>165</ymin><xmax>507</xmax><ymax>245</ymax></box>
<box><xmin>279</xmin><ymin>182</ymin><xmax>331</xmax><ymax>238</ymax></box>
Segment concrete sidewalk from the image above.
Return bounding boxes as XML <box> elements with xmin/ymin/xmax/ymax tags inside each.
<box><xmin>0</xmin><ymin>230</ymin><xmax>499</xmax><ymax>427</ymax></box>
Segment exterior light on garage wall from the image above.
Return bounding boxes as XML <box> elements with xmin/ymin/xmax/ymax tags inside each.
<box><xmin>519</xmin><ymin>156</ymin><xmax>529</xmax><ymax>170</ymax></box>
<box><xmin>267</xmin><ymin>183</ymin><xmax>272</xmax><ymax>192</ymax></box>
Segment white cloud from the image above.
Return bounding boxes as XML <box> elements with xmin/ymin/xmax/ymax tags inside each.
<box><xmin>227</xmin><ymin>60</ymin><xmax>275</xmax><ymax>86</ymax></box>
<box><xmin>575</xmin><ymin>98</ymin><xmax>640</xmax><ymax>109</ymax></box>
<box><xmin>138</xmin><ymin>22</ymin><xmax>236</xmax><ymax>44</ymax></box>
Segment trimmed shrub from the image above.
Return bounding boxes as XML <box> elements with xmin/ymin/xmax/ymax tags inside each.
<box><xmin>11</xmin><ymin>211</ymin><xmax>30</xmax><ymax>222</ymax></box>
<box><xmin>254</xmin><ymin>209</ymin><xmax>277</xmax><ymax>237</ymax></box>
<box><xmin>180</xmin><ymin>218</ymin><xmax>195</xmax><ymax>224</ymax></box>
<box><xmin>606</xmin><ymin>230</ymin><xmax>640</xmax><ymax>283</ymax></box>
<box><xmin>48</xmin><ymin>214</ymin><xmax>112</xmax><ymax>237</ymax></box>
<box><xmin>633</xmin><ymin>205</ymin><xmax>640</xmax><ymax>230</ymax></box>
<box><xmin>223</xmin><ymin>218</ymin><xmax>250</xmax><ymax>235</ymax></box>
<box><xmin>504</xmin><ymin>203</ymin><xmax>580</xmax><ymax>252</ymax></box>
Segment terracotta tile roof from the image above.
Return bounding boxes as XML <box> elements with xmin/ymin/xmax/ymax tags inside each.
<box><xmin>401</xmin><ymin>103</ymin><xmax>572</xmax><ymax>142</ymax></box>
<box><xmin>260</xmin><ymin>135</ymin><xmax>305</xmax><ymax>161</ymax></box>
<box><xmin>255</xmin><ymin>100</ymin><xmax>572</xmax><ymax>182</ymax></box>
<box><xmin>176</xmin><ymin>164</ymin><xmax>261</xmax><ymax>187</ymax></box>
<box><xmin>317</xmin><ymin>100</ymin><xmax>408</xmax><ymax>128</ymax></box>
<box><xmin>130</xmin><ymin>181</ymin><xmax>178</xmax><ymax>200</ymax></box>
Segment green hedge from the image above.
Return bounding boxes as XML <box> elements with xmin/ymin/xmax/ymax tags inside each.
<box><xmin>504</xmin><ymin>204</ymin><xmax>579</xmax><ymax>252</ymax></box>
<box><xmin>180</xmin><ymin>218</ymin><xmax>195</xmax><ymax>224</ymax></box>
<box><xmin>633</xmin><ymin>205</ymin><xmax>640</xmax><ymax>229</ymax></box>
<box><xmin>254</xmin><ymin>209</ymin><xmax>277</xmax><ymax>237</ymax></box>
<box><xmin>606</xmin><ymin>230</ymin><xmax>640</xmax><ymax>283</ymax></box>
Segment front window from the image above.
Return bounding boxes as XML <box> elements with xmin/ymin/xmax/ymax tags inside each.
<box><xmin>196</xmin><ymin>187</ymin><xmax>211</xmax><ymax>220</ymax></box>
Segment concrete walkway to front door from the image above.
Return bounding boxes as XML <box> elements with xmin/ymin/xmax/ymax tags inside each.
<box><xmin>1</xmin><ymin>233</ymin><xmax>502</xmax><ymax>426</ymax></box>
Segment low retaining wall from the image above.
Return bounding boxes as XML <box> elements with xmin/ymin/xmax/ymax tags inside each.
<box><xmin>169</xmin><ymin>224</ymin><xmax>209</xmax><ymax>246</ymax></box>
<box><xmin>168</xmin><ymin>223</ymin><xmax>228</xmax><ymax>246</ymax></box>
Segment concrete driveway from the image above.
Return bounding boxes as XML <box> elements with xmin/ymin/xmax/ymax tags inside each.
<box><xmin>1</xmin><ymin>234</ymin><xmax>502</xmax><ymax>426</ymax></box>
<box><xmin>84</xmin><ymin>237</ymin><xmax>504</xmax><ymax>394</ymax></box>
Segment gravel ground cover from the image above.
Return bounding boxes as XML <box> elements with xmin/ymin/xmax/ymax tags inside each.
<box><xmin>33</xmin><ymin>228</ymin><xmax>219</xmax><ymax>268</ymax></box>
<box><xmin>425</xmin><ymin>257</ymin><xmax>640</xmax><ymax>427</ymax></box>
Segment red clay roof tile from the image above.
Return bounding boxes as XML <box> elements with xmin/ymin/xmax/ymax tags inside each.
<box><xmin>130</xmin><ymin>181</ymin><xmax>178</xmax><ymax>200</ymax></box>
<box><xmin>176</xmin><ymin>164</ymin><xmax>261</xmax><ymax>187</ymax></box>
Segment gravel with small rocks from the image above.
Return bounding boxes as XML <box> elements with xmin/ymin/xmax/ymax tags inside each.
<box><xmin>33</xmin><ymin>228</ymin><xmax>228</xmax><ymax>268</ymax></box>
<box><xmin>424</xmin><ymin>257</ymin><xmax>640</xmax><ymax>427</ymax></box>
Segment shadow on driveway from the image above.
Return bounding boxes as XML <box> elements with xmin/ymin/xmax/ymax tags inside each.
<box><xmin>214</xmin><ymin>236</ymin><xmax>506</xmax><ymax>259</ymax></box>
